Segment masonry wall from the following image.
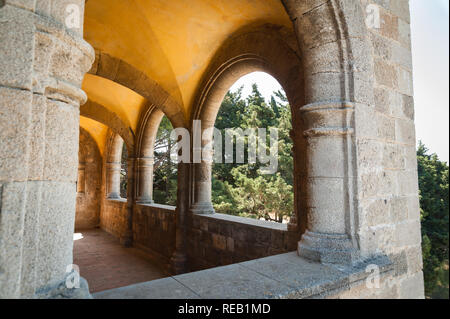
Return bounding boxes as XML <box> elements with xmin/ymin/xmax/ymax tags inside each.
<box><xmin>187</xmin><ymin>213</ymin><xmax>300</xmax><ymax>271</ymax></box>
<box><xmin>99</xmin><ymin>199</ymin><xmax>128</xmax><ymax>239</ymax></box>
<box><xmin>355</xmin><ymin>0</ymin><xmax>424</xmax><ymax>298</ymax></box>
<box><xmin>75</xmin><ymin>128</ymin><xmax>102</xmax><ymax>230</ymax></box>
<box><xmin>133</xmin><ymin>204</ymin><xmax>176</xmax><ymax>270</ymax></box>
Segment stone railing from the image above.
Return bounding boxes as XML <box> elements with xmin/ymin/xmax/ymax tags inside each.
<box><xmin>133</xmin><ymin>203</ymin><xmax>177</xmax><ymax>271</ymax></box>
<box><xmin>100</xmin><ymin>198</ymin><xmax>128</xmax><ymax>239</ymax></box>
<box><xmin>187</xmin><ymin>213</ymin><xmax>300</xmax><ymax>271</ymax></box>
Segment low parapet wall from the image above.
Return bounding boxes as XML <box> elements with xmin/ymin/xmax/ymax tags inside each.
<box><xmin>187</xmin><ymin>213</ymin><xmax>301</xmax><ymax>271</ymax></box>
<box><xmin>133</xmin><ymin>203</ymin><xmax>177</xmax><ymax>271</ymax></box>
<box><xmin>100</xmin><ymin>199</ymin><xmax>128</xmax><ymax>239</ymax></box>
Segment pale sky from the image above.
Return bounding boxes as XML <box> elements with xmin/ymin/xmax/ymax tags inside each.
<box><xmin>231</xmin><ymin>0</ymin><xmax>449</xmax><ymax>163</ymax></box>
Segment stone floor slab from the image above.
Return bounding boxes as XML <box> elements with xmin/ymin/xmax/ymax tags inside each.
<box><xmin>173</xmin><ymin>263</ymin><xmax>293</xmax><ymax>299</ymax></box>
<box><xmin>93</xmin><ymin>277</ymin><xmax>200</xmax><ymax>299</ymax></box>
<box><xmin>238</xmin><ymin>252</ymin><xmax>349</xmax><ymax>298</ymax></box>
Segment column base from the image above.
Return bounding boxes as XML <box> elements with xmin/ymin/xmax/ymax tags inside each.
<box><xmin>190</xmin><ymin>202</ymin><xmax>215</xmax><ymax>215</ymax></box>
<box><xmin>107</xmin><ymin>193</ymin><xmax>121</xmax><ymax>200</ymax></box>
<box><xmin>136</xmin><ymin>198</ymin><xmax>154</xmax><ymax>205</ymax></box>
<box><xmin>35</xmin><ymin>272</ymin><xmax>92</xmax><ymax>299</ymax></box>
<box><xmin>298</xmin><ymin>231</ymin><xmax>360</xmax><ymax>265</ymax></box>
<box><xmin>170</xmin><ymin>252</ymin><xmax>188</xmax><ymax>275</ymax></box>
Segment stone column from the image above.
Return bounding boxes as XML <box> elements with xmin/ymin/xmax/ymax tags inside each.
<box><xmin>121</xmin><ymin>157</ymin><xmax>136</xmax><ymax>247</ymax></box>
<box><xmin>135</xmin><ymin>157</ymin><xmax>154</xmax><ymax>204</ymax></box>
<box><xmin>0</xmin><ymin>1</ymin><xmax>94</xmax><ymax>298</ymax></box>
<box><xmin>190</xmin><ymin>159</ymin><xmax>215</xmax><ymax>215</ymax></box>
<box><xmin>77</xmin><ymin>162</ymin><xmax>86</xmax><ymax>194</ymax></box>
<box><xmin>297</xmin><ymin>102</ymin><xmax>359</xmax><ymax>264</ymax></box>
<box><xmin>190</xmin><ymin>120</ymin><xmax>215</xmax><ymax>215</ymax></box>
<box><xmin>171</xmin><ymin>162</ymin><xmax>188</xmax><ymax>274</ymax></box>
<box><xmin>106</xmin><ymin>161</ymin><xmax>121</xmax><ymax>199</ymax></box>
<box><xmin>287</xmin><ymin>129</ymin><xmax>299</xmax><ymax>232</ymax></box>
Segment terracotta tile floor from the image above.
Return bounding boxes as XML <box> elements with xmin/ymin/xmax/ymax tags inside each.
<box><xmin>73</xmin><ymin>229</ymin><xmax>168</xmax><ymax>293</ymax></box>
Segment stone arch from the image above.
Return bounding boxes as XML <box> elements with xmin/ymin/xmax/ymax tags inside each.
<box><xmin>81</xmin><ymin>100</ymin><xmax>135</xmax><ymax>153</ymax></box>
<box><xmin>281</xmin><ymin>0</ymin><xmax>374</xmax><ymax>105</ymax></box>
<box><xmin>190</xmin><ymin>0</ymin><xmax>374</xmax><ymax>265</ymax></box>
<box><xmin>134</xmin><ymin>105</ymin><xmax>166</xmax><ymax>203</ymax></box>
<box><xmin>88</xmin><ymin>50</ymin><xmax>186</xmax><ymax>129</ymax></box>
<box><xmin>76</xmin><ymin>128</ymin><xmax>102</xmax><ymax>230</ymax></box>
<box><xmin>189</xmin><ymin>24</ymin><xmax>306</xmax><ymax>232</ymax></box>
<box><xmin>105</xmin><ymin>131</ymin><xmax>125</xmax><ymax>199</ymax></box>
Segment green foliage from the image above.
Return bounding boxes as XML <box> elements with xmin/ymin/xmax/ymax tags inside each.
<box><xmin>120</xmin><ymin>143</ymin><xmax>128</xmax><ymax>198</ymax></box>
<box><xmin>212</xmin><ymin>83</ymin><xmax>294</xmax><ymax>223</ymax></box>
<box><xmin>153</xmin><ymin>116</ymin><xmax>178</xmax><ymax>206</ymax></box>
<box><xmin>417</xmin><ymin>141</ymin><xmax>449</xmax><ymax>299</ymax></box>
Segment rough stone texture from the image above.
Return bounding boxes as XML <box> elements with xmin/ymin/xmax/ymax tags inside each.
<box><xmin>1</xmin><ymin>0</ymin><xmax>424</xmax><ymax>299</ymax></box>
<box><xmin>94</xmin><ymin>252</ymin><xmax>396</xmax><ymax>299</ymax></box>
<box><xmin>35</xmin><ymin>271</ymin><xmax>92</xmax><ymax>299</ymax></box>
<box><xmin>0</xmin><ymin>1</ymin><xmax>94</xmax><ymax>299</ymax></box>
<box><xmin>94</xmin><ymin>277</ymin><xmax>199</xmax><ymax>299</ymax></box>
<box><xmin>75</xmin><ymin>128</ymin><xmax>102</xmax><ymax>230</ymax></box>
<box><xmin>133</xmin><ymin>204</ymin><xmax>177</xmax><ymax>270</ymax></box>
<box><xmin>99</xmin><ymin>199</ymin><xmax>128</xmax><ymax>239</ymax></box>
<box><xmin>187</xmin><ymin>213</ymin><xmax>300</xmax><ymax>271</ymax></box>
<box><xmin>354</xmin><ymin>0</ymin><xmax>424</xmax><ymax>299</ymax></box>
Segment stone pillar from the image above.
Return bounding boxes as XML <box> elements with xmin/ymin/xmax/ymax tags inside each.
<box><xmin>106</xmin><ymin>161</ymin><xmax>121</xmax><ymax>199</ymax></box>
<box><xmin>77</xmin><ymin>162</ymin><xmax>86</xmax><ymax>194</ymax></box>
<box><xmin>0</xmin><ymin>1</ymin><xmax>94</xmax><ymax>298</ymax></box>
<box><xmin>287</xmin><ymin>129</ymin><xmax>299</xmax><ymax>232</ymax></box>
<box><xmin>190</xmin><ymin>159</ymin><xmax>215</xmax><ymax>215</ymax></box>
<box><xmin>190</xmin><ymin>120</ymin><xmax>215</xmax><ymax>215</ymax></box>
<box><xmin>121</xmin><ymin>157</ymin><xmax>135</xmax><ymax>247</ymax></box>
<box><xmin>297</xmin><ymin>102</ymin><xmax>359</xmax><ymax>264</ymax></box>
<box><xmin>171</xmin><ymin>162</ymin><xmax>188</xmax><ymax>274</ymax></box>
<box><xmin>135</xmin><ymin>157</ymin><xmax>154</xmax><ymax>204</ymax></box>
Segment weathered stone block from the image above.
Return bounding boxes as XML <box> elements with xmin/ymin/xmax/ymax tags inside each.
<box><xmin>43</xmin><ymin>100</ymin><xmax>80</xmax><ymax>182</ymax></box>
<box><xmin>0</xmin><ymin>5</ymin><xmax>34</xmax><ymax>90</ymax></box>
<box><xmin>395</xmin><ymin>221</ymin><xmax>422</xmax><ymax>248</ymax></box>
<box><xmin>380</xmin><ymin>9</ymin><xmax>399</xmax><ymax>41</ymax></box>
<box><xmin>0</xmin><ymin>87</ymin><xmax>32</xmax><ymax>182</ymax></box>
<box><xmin>212</xmin><ymin>233</ymin><xmax>227</xmax><ymax>251</ymax></box>
<box><xmin>361</xmin><ymin>198</ymin><xmax>390</xmax><ymax>227</ymax></box>
<box><xmin>390</xmin><ymin>196</ymin><xmax>409</xmax><ymax>223</ymax></box>
<box><xmin>382</xmin><ymin>143</ymin><xmax>405</xmax><ymax>170</ymax></box>
<box><xmin>398</xmin><ymin>272</ymin><xmax>425</xmax><ymax>299</ymax></box>
<box><xmin>374</xmin><ymin>58</ymin><xmax>398</xmax><ymax>89</ymax></box>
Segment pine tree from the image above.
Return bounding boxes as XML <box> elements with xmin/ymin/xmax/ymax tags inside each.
<box><xmin>417</xmin><ymin>141</ymin><xmax>449</xmax><ymax>299</ymax></box>
<box><xmin>212</xmin><ymin>83</ymin><xmax>294</xmax><ymax>223</ymax></box>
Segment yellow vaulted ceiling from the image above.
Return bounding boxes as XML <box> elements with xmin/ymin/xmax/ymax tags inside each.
<box><xmin>83</xmin><ymin>0</ymin><xmax>291</xmax><ymax>115</ymax></box>
<box><xmin>80</xmin><ymin>116</ymin><xmax>109</xmax><ymax>156</ymax></box>
<box><xmin>82</xmin><ymin>74</ymin><xmax>146</xmax><ymax>132</ymax></box>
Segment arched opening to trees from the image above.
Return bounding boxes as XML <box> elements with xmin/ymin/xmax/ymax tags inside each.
<box><xmin>120</xmin><ymin>143</ymin><xmax>128</xmax><ymax>199</ymax></box>
<box><xmin>153</xmin><ymin>116</ymin><xmax>178</xmax><ymax>206</ymax></box>
<box><xmin>211</xmin><ymin>72</ymin><xmax>294</xmax><ymax>224</ymax></box>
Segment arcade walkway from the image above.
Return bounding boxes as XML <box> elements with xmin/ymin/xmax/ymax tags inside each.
<box><xmin>73</xmin><ymin>229</ymin><xmax>168</xmax><ymax>293</ymax></box>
